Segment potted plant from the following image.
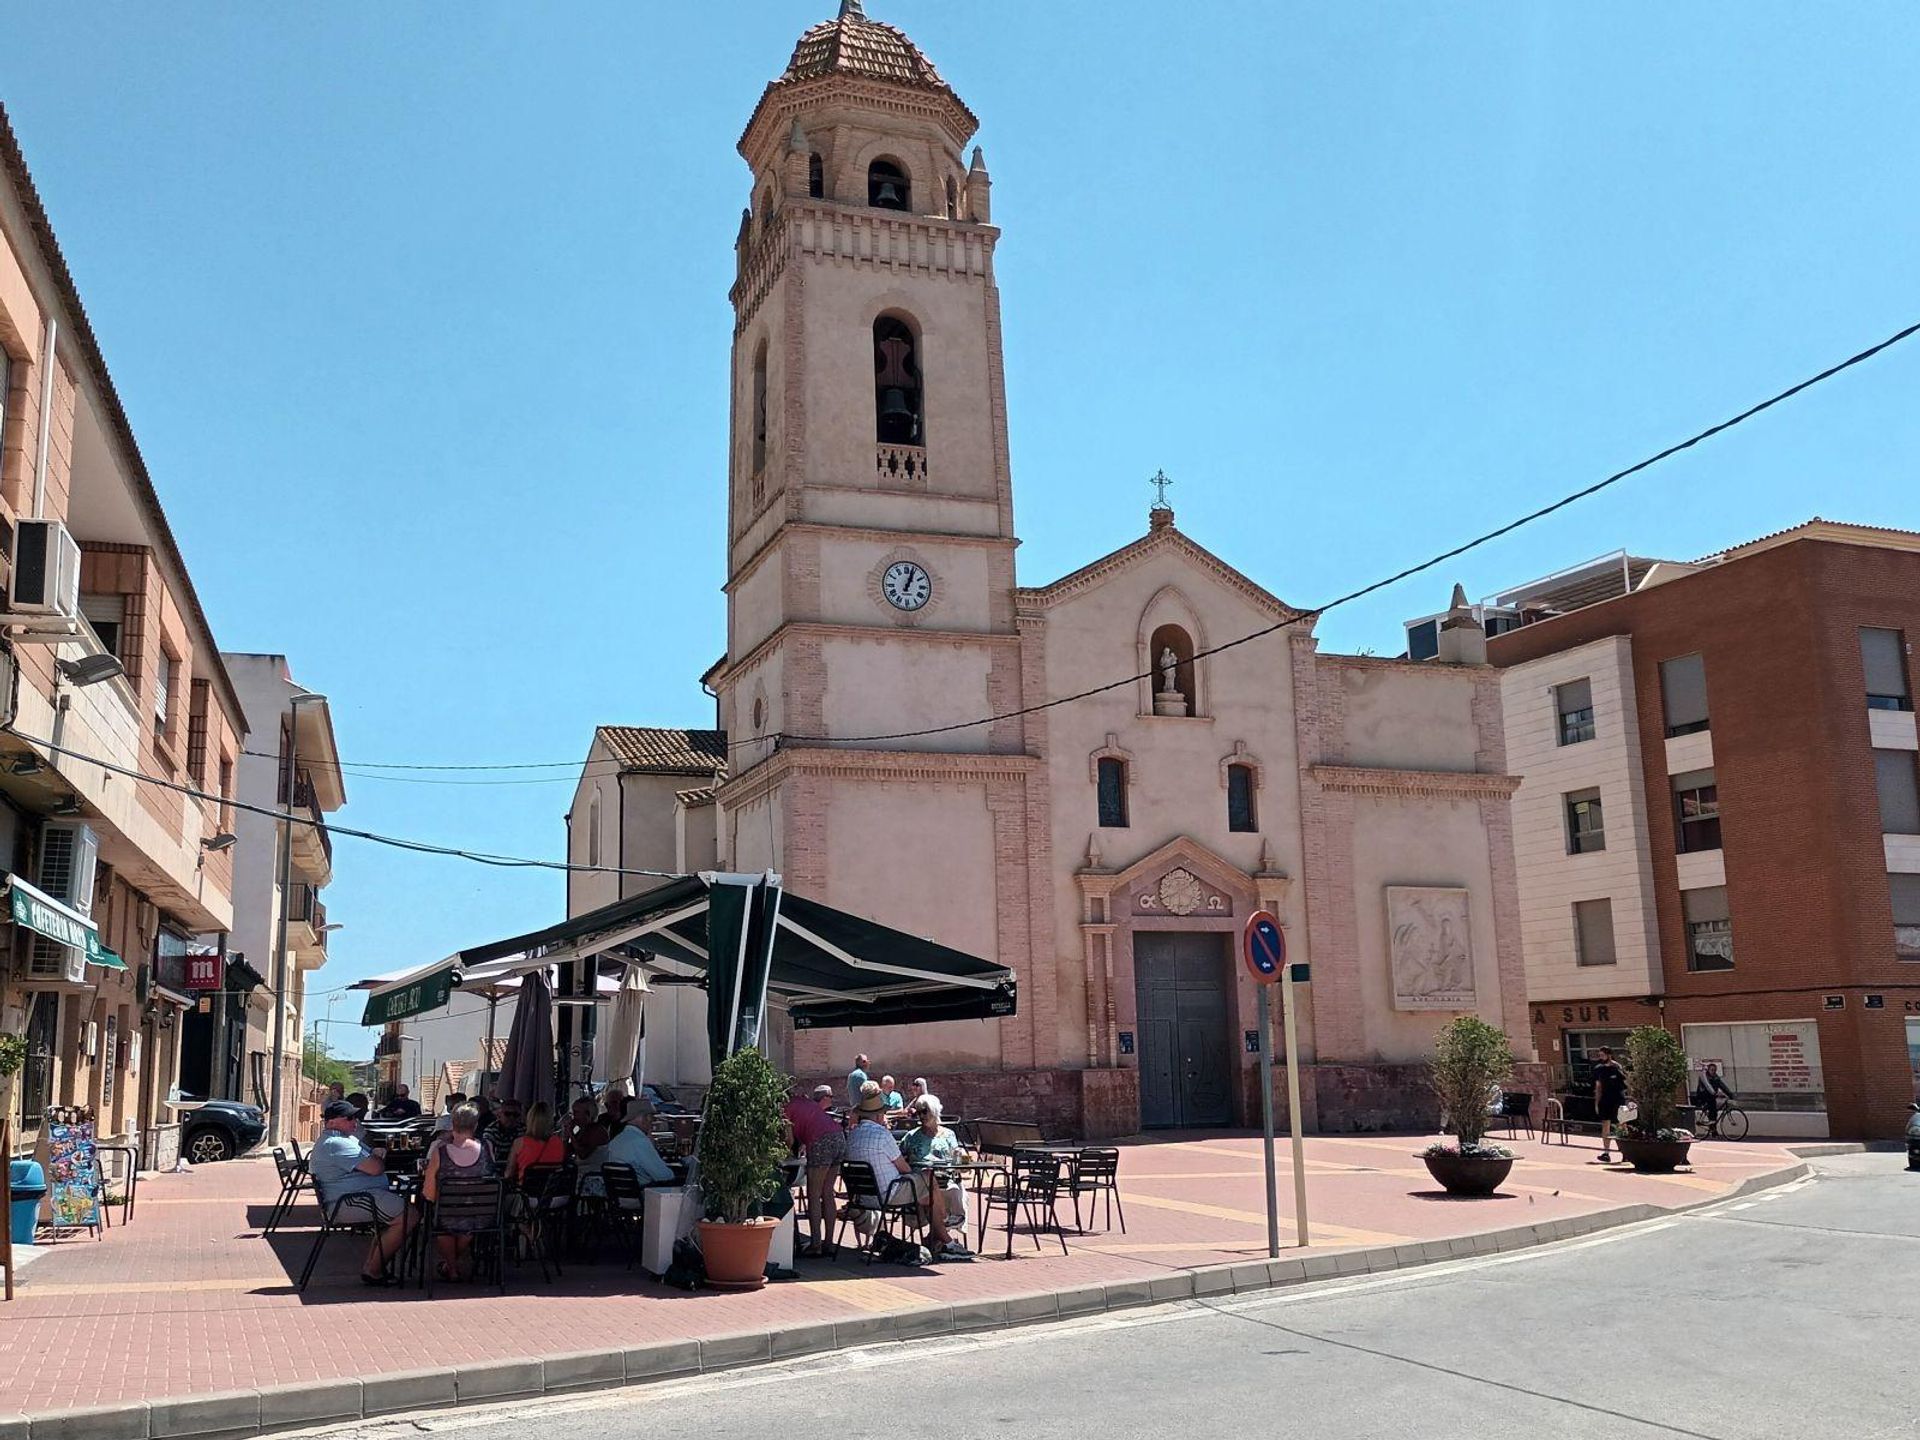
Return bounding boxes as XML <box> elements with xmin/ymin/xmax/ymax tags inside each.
<box><xmin>1421</xmin><ymin>1016</ymin><xmax>1516</xmax><ymax>1196</ymax></box>
<box><xmin>0</xmin><ymin>1031</ymin><xmax>23</xmax><ymax>1116</ymax></box>
<box><xmin>693</xmin><ymin>1047</ymin><xmax>790</xmax><ymax>1289</ymax></box>
<box><xmin>1616</xmin><ymin>1025</ymin><xmax>1694</xmax><ymax>1173</ymax></box>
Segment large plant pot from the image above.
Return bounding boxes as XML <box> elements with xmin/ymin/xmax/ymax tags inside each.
<box><xmin>1616</xmin><ymin>1135</ymin><xmax>1693</xmax><ymax>1174</ymax></box>
<box><xmin>698</xmin><ymin>1217</ymin><xmax>777</xmax><ymax>1290</ymax></box>
<box><xmin>1422</xmin><ymin>1151</ymin><xmax>1514</xmax><ymax>1197</ymax></box>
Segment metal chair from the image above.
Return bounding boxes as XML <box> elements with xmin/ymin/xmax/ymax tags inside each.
<box><xmin>977</xmin><ymin>1150</ymin><xmax>1069</xmax><ymax>1258</ymax></box>
<box><xmin>424</xmin><ymin>1176</ymin><xmax>506</xmax><ymax>1295</ymax></box>
<box><xmin>596</xmin><ymin>1162</ymin><xmax>652</xmax><ymax>1268</ymax></box>
<box><xmin>265</xmin><ymin>1146</ymin><xmax>313</xmax><ymax>1235</ymax></box>
<box><xmin>1494</xmin><ymin>1091</ymin><xmax>1536</xmax><ymax>1140</ymax></box>
<box><xmin>834</xmin><ymin>1159</ymin><xmax>923</xmax><ymax>1263</ymax></box>
<box><xmin>1061</xmin><ymin>1147</ymin><xmax>1125</xmax><ymax>1234</ymax></box>
<box><xmin>297</xmin><ymin>1184</ymin><xmax>391</xmax><ymax>1291</ymax></box>
<box><xmin>514</xmin><ymin>1162</ymin><xmax>575</xmax><ymax>1280</ymax></box>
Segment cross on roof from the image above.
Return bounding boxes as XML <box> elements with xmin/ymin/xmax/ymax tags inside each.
<box><xmin>1149</xmin><ymin>469</ymin><xmax>1174</xmax><ymax>509</ymax></box>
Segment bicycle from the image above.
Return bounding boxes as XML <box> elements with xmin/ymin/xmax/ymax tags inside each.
<box><xmin>1698</xmin><ymin>1099</ymin><xmax>1748</xmax><ymax>1140</ymax></box>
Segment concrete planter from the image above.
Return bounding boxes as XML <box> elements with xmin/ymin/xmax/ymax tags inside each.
<box><xmin>1421</xmin><ymin>1151</ymin><xmax>1514</xmax><ymax>1197</ymax></box>
<box><xmin>1617</xmin><ymin>1135</ymin><xmax>1693</xmax><ymax>1174</ymax></box>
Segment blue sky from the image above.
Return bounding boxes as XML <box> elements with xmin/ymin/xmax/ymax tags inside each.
<box><xmin>5</xmin><ymin>4</ymin><xmax>1916</xmax><ymax>1058</ymax></box>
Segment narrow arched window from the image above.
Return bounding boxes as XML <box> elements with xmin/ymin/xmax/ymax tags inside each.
<box><xmin>750</xmin><ymin>339</ymin><xmax>769</xmax><ymax>476</ymax></box>
<box><xmin>808</xmin><ymin>153</ymin><xmax>824</xmax><ymax>199</ymax></box>
<box><xmin>868</xmin><ymin>158</ymin><xmax>910</xmax><ymax>211</ymax></box>
<box><xmin>1227</xmin><ymin>764</ymin><xmax>1257</xmax><ymax>833</ymax></box>
<box><xmin>758</xmin><ymin>186</ymin><xmax>776</xmax><ymax>234</ymax></box>
<box><xmin>1097</xmin><ymin>758</ymin><xmax>1129</xmax><ymax>829</ymax></box>
<box><xmin>587</xmin><ymin>789</ymin><xmax>602</xmax><ymax>867</ymax></box>
<box><xmin>945</xmin><ymin>176</ymin><xmax>959</xmax><ymax>218</ymax></box>
<box><xmin>1149</xmin><ymin>623</ymin><xmax>1198</xmax><ymax>716</ymax></box>
<box><xmin>873</xmin><ymin>316</ymin><xmax>922</xmax><ymax>446</ymax></box>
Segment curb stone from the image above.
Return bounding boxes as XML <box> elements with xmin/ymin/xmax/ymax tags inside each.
<box><xmin>12</xmin><ymin>1156</ymin><xmax>1815</xmax><ymax>1439</ymax></box>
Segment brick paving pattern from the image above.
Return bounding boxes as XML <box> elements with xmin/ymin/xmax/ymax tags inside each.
<box><xmin>0</xmin><ymin>1132</ymin><xmax>1801</xmax><ymax>1418</ymax></box>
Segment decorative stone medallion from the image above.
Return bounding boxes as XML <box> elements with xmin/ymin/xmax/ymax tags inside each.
<box><xmin>1157</xmin><ymin>868</ymin><xmax>1204</xmax><ymax>916</ymax></box>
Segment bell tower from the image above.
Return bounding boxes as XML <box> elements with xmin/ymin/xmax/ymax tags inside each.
<box><xmin>716</xmin><ymin>0</ymin><xmax>1021</xmax><ymax>777</ymax></box>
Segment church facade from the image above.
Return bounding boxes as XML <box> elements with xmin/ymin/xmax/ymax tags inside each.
<box><xmin>578</xmin><ymin>4</ymin><xmax>1537</xmax><ymax>1135</ymax></box>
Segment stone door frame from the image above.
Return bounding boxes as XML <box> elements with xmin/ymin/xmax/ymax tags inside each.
<box><xmin>1076</xmin><ymin>836</ymin><xmax>1293</xmax><ymax>1127</ymax></box>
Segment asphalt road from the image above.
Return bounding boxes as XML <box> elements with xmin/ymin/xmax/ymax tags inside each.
<box><xmin>326</xmin><ymin>1155</ymin><xmax>1920</xmax><ymax>1440</ymax></box>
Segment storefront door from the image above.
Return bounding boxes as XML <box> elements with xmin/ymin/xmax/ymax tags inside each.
<box><xmin>1135</xmin><ymin>932</ymin><xmax>1232</xmax><ymax>1128</ymax></box>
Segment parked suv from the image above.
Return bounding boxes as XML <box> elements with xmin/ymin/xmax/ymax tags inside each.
<box><xmin>177</xmin><ymin>1095</ymin><xmax>268</xmax><ymax>1164</ymax></box>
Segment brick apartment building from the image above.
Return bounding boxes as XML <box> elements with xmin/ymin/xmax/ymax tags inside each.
<box><xmin>1485</xmin><ymin>520</ymin><xmax>1920</xmax><ymax>1140</ymax></box>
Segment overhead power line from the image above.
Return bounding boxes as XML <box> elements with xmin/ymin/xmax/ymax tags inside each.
<box><xmin>246</xmin><ymin>317</ymin><xmax>1915</xmax><ymax>769</ymax></box>
<box><xmin>2</xmin><ymin>728</ymin><xmax>680</xmax><ymax>880</ymax></box>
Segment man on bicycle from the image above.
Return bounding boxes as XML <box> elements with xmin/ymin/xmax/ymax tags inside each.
<box><xmin>1692</xmin><ymin>1062</ymin><xmax>1734</xmax><ymax>1130</ymax></box>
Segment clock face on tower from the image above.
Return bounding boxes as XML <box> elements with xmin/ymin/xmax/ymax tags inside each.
<box><xmin>880</xmin><ymin>560</ymin><xmax>933</xmax><ymax>611</ymax></box>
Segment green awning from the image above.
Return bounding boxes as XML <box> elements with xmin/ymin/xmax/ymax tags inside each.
<box><xmin>361</xmin><ymin>964</ymin><xmax>454</xmax><ymax>1026</ymax></box>
<box><xmin>8</xmin><ymin>874</ymin><xmax>119</xmax><ymax>968</ymax></box>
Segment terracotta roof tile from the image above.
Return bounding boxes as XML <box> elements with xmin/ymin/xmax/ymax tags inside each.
<box><xmin>675</xmin><ymin>785</ymin><xmax>719</xmax><ymax>807</ymax></box>
<box><xmin>781</xmin><ymin>4</ymin><xmax>951</xmax><ymax>91</ymax></box>
<box><xmin>481</xmin><ymin>1038</ymin><xmax>508</xmax><ymax>1070</ymax></box>
<box><xmin>596</xmin><ymin>726</ymin><xmax>728</xmax><ymax>777</ymax></box>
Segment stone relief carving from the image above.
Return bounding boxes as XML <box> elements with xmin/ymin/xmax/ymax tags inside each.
<box><xmin>1386</xmin><ymin>885</ymin><xmax>1476</xmax><ymax>1012</ymax></box>
<box><xmin>1132</xmin><ymin>867</ymin><xmax>1229</xmax><ymax>917</ymax></box>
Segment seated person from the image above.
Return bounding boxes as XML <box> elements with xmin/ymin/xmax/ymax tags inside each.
<box><xmin>422</xmin><ymin>1104</ymin><xmax>493</xmax><ymax>1281</ymax></box>
<box><xmin>376</xmin><ymin>1084</ymin><xmax>423</xmax><ymax>1121</ymax></box>
<box><xmin>598</xmin><ymin>1089</ymin><xmax>631</xmax><ymax>1137</ymax></box>
<box><xmin>567</xmin><ymin>1096</ymin><xmax>610</xmax><ymax>1161</ymax></box>
<box><xmin>434</xmin><ymin>1093</ymin><xmax>468</xmax><ymax>1133</ymax></box>
<box><xmin>898</xmin><ymin>1096</ymin><xmax>968</xmax><ymax>1236</ymax></box>
<box><xmin>845</xmin><ymin>1083</ymin><xmax>963</xmax><ymax>1257</ymax></box>
<box><xmin>309</xmin><ymin>1099</ymin><xmax>413</xmax><ymax>1284</ymax></box>
<box><xmin>879</xmin><ymin>1074</ymin><xmax>906</xmax><ymax>1112</ymax></box>
<box><xmin>906</xmin><ymin>1077</ymin><xmax>940</xmax><ymax>1114</ymax></box>
<box><xmin>344</xmin><ymin>1093</ymin><xmax>371</xmax><ymax>1139</ymax></box>
<box><xmin>483</xmin><ymin>1099</ymin><xmax>525</xmax><ymax>1171</ymax></box>
<box><xmin>580</xmin><ymin>1117</ymin><xmax>677</xmax><ymax>1196</ymax></box>
<box><xmin>505</xmin><ymin>1102</ymin><xmax>568</xmax><ymax>1186</ymax></box>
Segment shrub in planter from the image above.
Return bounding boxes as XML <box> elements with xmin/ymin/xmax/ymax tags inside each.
<box><xmin>1422</xmin><ymin>1016</ymin><xmax>1517</xmax><ymax>1195</ymax></box>
<box><xmin>1617</xmin><ymin>1025</ymin><xmax>1694</xmax><ymax>1173</ymax></box>
<box><xmin>694</xmin><ymin>1047</ymin><xmax>790</xmax><ymax>1288</ymax></box>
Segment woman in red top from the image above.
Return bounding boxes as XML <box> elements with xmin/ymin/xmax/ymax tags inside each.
<box><xmin>783</xmin><ymin>1083</ymin><xmax>846</xmax><ymax>1257</ymax></box>
<box><xmin>505</xmin><ymin>1102</ymin><xmax>567</xmax><ymax>1184</ymax></box>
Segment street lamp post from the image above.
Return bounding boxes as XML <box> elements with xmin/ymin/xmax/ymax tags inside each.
<box><xmin>267</xmin><ymin>690</ymin><xmax>327</xmax><ymax>1146</ymax></box>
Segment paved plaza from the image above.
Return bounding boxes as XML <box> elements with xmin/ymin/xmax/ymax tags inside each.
<box><xmin>1</xmin><ymin>1131</ymin><xmax>1805</xmax><ymax>1425</ymax></box>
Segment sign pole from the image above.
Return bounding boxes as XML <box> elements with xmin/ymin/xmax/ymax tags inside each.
<box><xmin>1257</xmin><ymin>983</ymin><xmax>1279</xmax><ymax>1258</ymax></box>
<box><xmin>1281</xmin><ymin>966</ymin><xmax>1309</xmax><ymax>1249</ymax></box>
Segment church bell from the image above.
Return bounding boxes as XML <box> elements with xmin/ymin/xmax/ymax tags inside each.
<box><xmin>878</xmin><ymin>386</ymin><xmax>915</xmax><ymax>427</ymax></box>
<box><xmin>873</xmin><ymin>177</ymin><xmax>906</xmax><ymax>208</ymax></box>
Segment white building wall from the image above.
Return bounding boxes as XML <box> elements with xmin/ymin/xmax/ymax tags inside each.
<box><xmin>1502</xmin><ymin>636</ymin><xmax>1663</xmax><ymax>1003</ymax></box>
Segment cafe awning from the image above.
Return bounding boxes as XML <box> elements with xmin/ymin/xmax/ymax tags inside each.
<box><xmin>6</xmin><ymin>873</ymin><xmax>123</xmax><ymax>970</ymax></box>
<box><xmin>358</xmin><ymin>873</ymin><xmax>1017</xmax><ymax>1042</ymax></box>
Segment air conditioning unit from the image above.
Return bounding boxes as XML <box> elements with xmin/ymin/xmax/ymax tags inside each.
<box><xmin>10</xmin><ymin>518</ymin><xmax>82</xmax><ymax>618</ymax></box>
<box><xmin>25</xmin><ymin>821</ymin><xmax>99</xmax><ymax>983</ymax></box>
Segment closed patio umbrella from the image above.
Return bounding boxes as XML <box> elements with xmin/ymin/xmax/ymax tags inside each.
<box><xmin>601</xmin><ymin>965</ymin><xmax>648</xmax><ymax>1092</ymax></box>
<box><xmin>498</xmin><ymin>968</ymin><xmax>554</xmax><ymax>1110</ymax></box>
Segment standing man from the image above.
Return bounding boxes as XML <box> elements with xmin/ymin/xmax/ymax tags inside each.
<box><xmin>1592</xmin><ymin>1047</ymin><xmax>1629</xmax><ymax>1162</ymax></box>
<box><xmin>846</xmin><ymin>1053</ymin><xmax>871</xmax><ymax>1107</ymax></box>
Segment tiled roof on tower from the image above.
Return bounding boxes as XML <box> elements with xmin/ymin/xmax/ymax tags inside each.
<box><xmin>780</xmin><ymin>1</ymin><xmax>952</xmax><ymax>91</ymax></box>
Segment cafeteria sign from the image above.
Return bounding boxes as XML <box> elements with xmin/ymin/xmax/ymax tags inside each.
<box><xmin>362</xmin><ymin>965</ymin><xmax>454</xmax><ymax>1025</ymax></box>
<box><xmin>9</xmin><ymin>876</ymin><xmax>120</xmax><ymax>968</ymax></box>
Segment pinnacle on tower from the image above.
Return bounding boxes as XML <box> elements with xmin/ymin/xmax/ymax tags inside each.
<box><xmin>839</xmin><ymin>0</ymin><xmax>865</xmax><ymax>18</ymax></box>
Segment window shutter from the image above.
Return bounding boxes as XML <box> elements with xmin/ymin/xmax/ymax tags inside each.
<box><xmin>1874</xmin><ymin>750</ymin><xmax>1920</xmax><ymax>835</ymax></box>
<box><xmin>1682</xmin><ymin>885</ymin><xmax>1730</xmax><ymax>925</ymax></box>
<box><xmin>1574</xmin><ymin>899</ymin><xmax>1616</xmax><ymax>966</ymax></box>
<box><xmin>1861</xmin><ymin>627</ymin><xmax>1910</xmax><ymax>701</ymax></box>
<box><xmin>1891</xmin><ymin>873</ymin><xmax>1920</xmax><ymax>926</ymax></box>
<box><xmin>1660</xmin><ymin>654</ymin><xmax>1709</xmax><ymax>732</ymax></box>
<box><xmin>1555</xmin><ymin>678</ymin><xmax>1592</xmax><ymax>719</ymax></box>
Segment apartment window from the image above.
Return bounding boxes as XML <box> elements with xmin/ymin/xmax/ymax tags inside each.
<box><xmin>1875</xmin><ymin>749</ymin><xmax>1920</xmax><ymax>835</ymax></box>
<box><xmin>217</xmin><ymin>754</ymin><xmax>234</xmax><ymax>828</ymax></box>
<box><xmin>1893</xmin><ymin>873</ymin><xmax>1920</xmax><ymax>963</ymax></box>
<box><xmin>154</xmin><ymin>650</ymin><xmax>175</xmax><ymax>736</ymax></box>
<box><xmin>1555</xmin><ymin>678</ymin><xmax>1596</xmax><ymax>746</ymax></box>
<box><xmin>1660</xmin><ymin>653</ymin><xmax>1709</xmax><ymax>736</ymax></box>
<box><xmin>1565</xmin><ymin>788</ymin><xmax>1606</xmax><ymax>854</ymax></box>
<box><xmin>1096</xmin><ymin>757</ymin><xmax>1129</xmax><ymax>829</ymax></box>
<box><xmin>1573</xmin><ymin>898</ymin><xmax>1617</xmax><ymax>966</ymax></box>
<box><xmin>186</xmin><ymin>680</ymin><xmax>211</xmax><ymax>786</ymax></box>
<box><xmin>1226</xmin><ymin>763</ymin><xmax>1257</xmax><ymax>832</ymax></box>
<box><xmin>1684</xmin><ymin>885</ymin><xmax>1734</xmax><ymax>971</ymax></box>
<box><xmin>1673</xmin><ymin>768</ymin><xmax>1721</xmax><ymax>853</ymax></box>
<box><xmin>1861</xmin><ymin>627</ymin><xmax>1912</xmax><ymax>712</ymax></box>
<box><xmin>79</xmin><ymin>594</ymin><xmax>123</xmax><ymax>660</ymax></box>
<box><xmin>1405</xmin><ymin>619</ymin><xmax>1439</xmax><ymax>662</ymax></box>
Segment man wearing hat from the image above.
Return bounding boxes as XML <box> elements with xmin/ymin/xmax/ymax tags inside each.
<box><xmin>309</xmin><ymin>1099</ymin><xmax>414</xmax><ymax>1285</ymax></box>
<box><xmin>784</xmin><ymin>1081</ymin><xmax>846</xmax><ymax>1257</ymax></box>
<box><xmin>846</xmin><ymin>1080</ymin><xmax>958</xmax><ymax>1255</ymax></box>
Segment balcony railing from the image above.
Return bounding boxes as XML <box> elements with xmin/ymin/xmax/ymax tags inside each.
<box><xmin>876</xmin><ymin>443</ymin><xmax>929</xmax><ymax>487</ymax></box>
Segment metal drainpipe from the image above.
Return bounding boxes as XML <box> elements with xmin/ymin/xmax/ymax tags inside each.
<box><xmin>31</xmin><ymin>314</ymin><xmax>55</xmax><ymax>519</ymax></box>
